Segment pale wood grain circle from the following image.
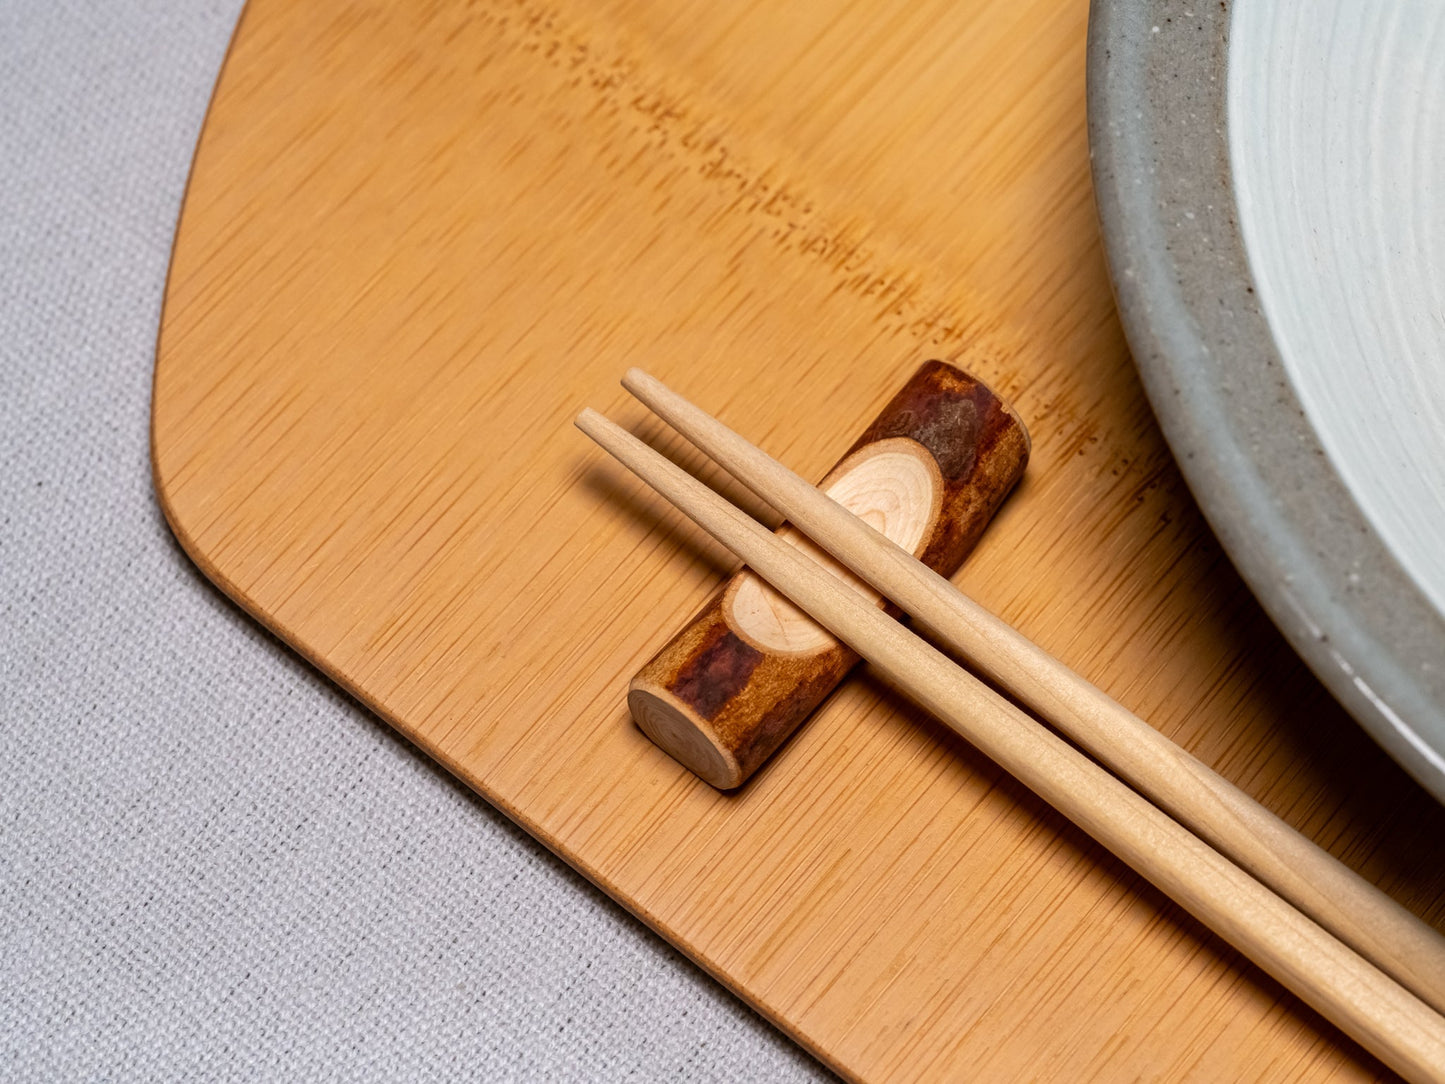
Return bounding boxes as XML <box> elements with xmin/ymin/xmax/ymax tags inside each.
<box><xmin>725</xmin><ymin>438</ymin><xmax>940</xmax><ymax>654</ymax></box>
<box><xmin>627</xmin><ymin>685</ymin><xmax>741</xmax><ymax>790</ymax></box>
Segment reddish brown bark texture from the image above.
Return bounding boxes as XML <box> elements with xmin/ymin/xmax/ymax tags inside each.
<box><xmin>629</xmin><ymin>360</ymin><xmax>1030</xmax><ymax>787</ymax></box>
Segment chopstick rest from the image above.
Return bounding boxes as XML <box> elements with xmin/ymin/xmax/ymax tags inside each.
<box><xmin>628</xmin><ymin>361</ymin><xmax>1029</xmax><ymax>788</ymax></box>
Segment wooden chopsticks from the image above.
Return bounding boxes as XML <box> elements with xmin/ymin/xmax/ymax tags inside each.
<box><xmin>576</xmin><ymin>376</ymin><xmax>1445</xmax><ymax>1082</ymax></box>
<box><xmin>616</xmin><ymin>369</ymin><xmax>1445</xmax><ymax>1014</ymax></box>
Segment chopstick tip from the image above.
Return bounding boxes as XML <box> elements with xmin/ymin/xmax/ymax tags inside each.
<box><xmin>623</xmin><ymin>367</ymin><xmax>665</xmax><ymax>396</ymax></box>
<box><xmin>575</xmin><ymin>407</ymin><xmax>605</xmax><ymax>436</ymax></box>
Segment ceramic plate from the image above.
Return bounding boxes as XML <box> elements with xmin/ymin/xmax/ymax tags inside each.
<box><xmin>1087</xmin><ymin>0</ymin><xmax>1445</xmax><ymax>801</ymax></box>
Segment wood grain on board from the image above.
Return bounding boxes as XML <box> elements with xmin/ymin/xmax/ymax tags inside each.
<box><xmin>151</xmin><ymin>0</ymin><xmax>1445</xmax><ymax>1079</ymax></box>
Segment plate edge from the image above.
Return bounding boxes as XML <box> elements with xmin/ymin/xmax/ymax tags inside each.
<box><xmin>1085</xmin><ymin>0</ymin><xmax>1445</xmax><ymax>803</ymax></box>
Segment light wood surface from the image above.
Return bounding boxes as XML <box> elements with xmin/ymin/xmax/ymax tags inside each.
<box><xmin>151</xmin><ymin>0</ymin><xmax>1445</xmax><ymax>1079</ymax></box>
<box><xmin>623</xmin><ymin>367</ymin><xmax>1445</xmax><ymax>1020</ymax></box>
<box><xmin>577</xmin><ymin>407</ymin><xmax>1445</xmax><ymax>1082</ymax></box>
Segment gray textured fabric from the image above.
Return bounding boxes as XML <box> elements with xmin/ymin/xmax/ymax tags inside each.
<box><xmin>0</xmin><ymin>3</ymin><xmax>830</xmax><ymax>1079</ymax></box>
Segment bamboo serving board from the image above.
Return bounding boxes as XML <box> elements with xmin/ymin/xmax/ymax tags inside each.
<box><xmin>152</xmin><ymin>0</ymin><xmax>1445</xmax><ymax>1078</ymax></box>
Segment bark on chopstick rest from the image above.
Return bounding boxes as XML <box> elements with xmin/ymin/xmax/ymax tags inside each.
<box><xmin>628</xmin><ymin>360</ymin><xmax>1030</xmax><ymax>788</ymax></box>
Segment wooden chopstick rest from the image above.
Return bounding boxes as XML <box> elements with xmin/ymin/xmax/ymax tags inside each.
<box><xmin>628</xmin><ymin>361</ymin><xmax>1029</xmax><ymax>788</ymax></box>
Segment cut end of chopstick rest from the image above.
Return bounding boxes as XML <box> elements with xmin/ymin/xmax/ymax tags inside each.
<box><xmin>625</xmin><ymin>360</ymin><xmax>1030</xmax><ymax>789</ymax></box>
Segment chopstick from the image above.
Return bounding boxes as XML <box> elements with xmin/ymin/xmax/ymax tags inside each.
<box><xmin>574</xmin><ymin>405</ymin><xmax>1445</xmax><ymax>1081</ymax></box>
<box><xmin>620</xmin><ymin>368</ymin><xmax>1445</xmax><ymax>1019</ymax></box>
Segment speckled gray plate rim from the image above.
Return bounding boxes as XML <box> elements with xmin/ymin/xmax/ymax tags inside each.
<box><xmin>1086</xmin><ymin>1</ymin><xmax>1445</xmax><ymax>803</ymax></box>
